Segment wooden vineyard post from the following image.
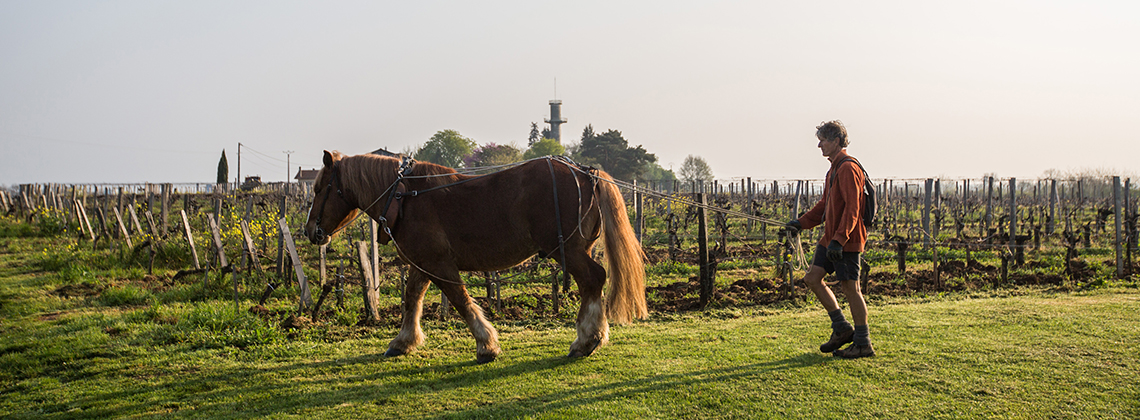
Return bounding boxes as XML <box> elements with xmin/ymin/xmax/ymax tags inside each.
<box><xmin>696</xmin><ymin>192</ymin><xmax>712</xmax><ymax>309</ymax></box>
<box><xmin>276</xmin><ymin>195</ymin><xmax>286</xmax><ymax>276</ymax></box>
<box><xmin>1048</xmin><ymin>180</ymin><xmax>1058</xmax><ymax>235</ymax></box>
<box><xmin>1008</xmin><ymin>178</ymin><xmax>1017</xmax><ymax>265</ymax></box>
<box><xmin>357</xmin><ymin>241</ymin><xmax>381</xmax><ymax>324</ymax></box>
<box><xmin>161</xmin><ymin>183</ymin><xmax>171</xmax><ymax>233</ymax></box>
<box><xmin>129</xmin><ymin>204</ymin><xmax>144</xmax><ymax>236</ymax></box>
<box><xmin>319</xmin><ymin>244</ymin><xmax>327</xmax><ymax>288</ymax></box>
<box><xmin>240</xmin><ymin>219</ymin><xmax>262</xmax><ymax>271</ymax></box>
<box><xmin>144</xmin><ymin>210</ymin><xmax>160</xmax><ymax>240</ymax></box>
<box><xmin>746</xmin><ymin>177</ymin><xmax>753</xmax><ymax>234</ymax></box>
<box><xmin>95</xmin><ymin>207</ymin><xmax>109</xmax><ymax>239</ymax></box>
<box><xmin>933</xmin><ymin>179</ymin><xmax>941</xmax><ymax>241</ymax></box>
<box><xmin>207</xmin><ymin>215</ymin><xmax>228</xmax><ymax>268</ymax></box>
<box><xmin>1127</xmin><ymin>179</ymin><xmax>1135</xmax><ymax>273</ymax></box>
<box><xmin>336</xmin><ymin>260</ymin><xmax>346</xmax><ymax>309</ymax></box>
<box><xmin>111</xmin><ymin>207</ymin><xmax>132</xmax><ymax>249</ymax></box>
<box><xmin>792</xmin><ymin>181</ymin><xmax>802</xmax><ymax>219</ymax></box>
<box><xmin>985</xmin><ymin>176</ymin><xmax>994</xmax><ymax>235</ymax></box>
<box><xmin>75</xmin><ymin>199</ymin><xmax>95</xmax><ymax>241</ymax></box>
<box><xmin>116</xmin><ymin>187</ymin><xmax>123</xmax><ymax>223</ymax></box>
<box><xmin>923</xmin><ymin>179</ymin><xmax>932</xmax><ymax>249</ymax></box>
<box><xmin>371</xmin><ymin>220</ymin><xmax>379</xmax><ymax>289</ymax></box>
<box><xmin>180</xmin><ymin>210</ymin><xmax>201</xmax><ymax>269</ymax></box>
<box><xmin>278</xmin><ymin>218</ymin><xmax>313</xmax><ymax>311</ymax></box>
<box><xmin>1114</xmin><ymin>176</ymin><xmax>1123</xmax><ymax>278</ymax></box>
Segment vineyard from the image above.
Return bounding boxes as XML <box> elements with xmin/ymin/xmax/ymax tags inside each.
<box><xmin>1</xmin><ymin>172</ymin><xmax>1136</xmax><ymax>332</ymax></box>
<box><xmin>2</xmin><ymin>172</ymin><xmax>1139</xmax><ymax>418</ymax></box>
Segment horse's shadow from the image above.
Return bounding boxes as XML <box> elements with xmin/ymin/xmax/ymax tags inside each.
<box><xmin>432</xmin><ymin>351</ymin><xmax>830</xmax><ymax>418</ymax></box>
<box><xmin>55</xmin><ymin>345</ymin><xmax>826</xmax><ymax>419</ymax></box>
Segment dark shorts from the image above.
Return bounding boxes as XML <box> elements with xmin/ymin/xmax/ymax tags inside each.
<box><xmin>812</xmin><ymin>244</ymin><xmax>862</xmax><ymax>282</ymax></box>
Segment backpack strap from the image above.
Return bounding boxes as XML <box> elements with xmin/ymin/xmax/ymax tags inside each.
<box><xmin>830</xmin><ymin>157</ymin><xmax>867</xmax><ymax>184</ymax></box>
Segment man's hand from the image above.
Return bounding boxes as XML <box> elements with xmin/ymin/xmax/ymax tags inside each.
<box><xmin>827</xmin><ymin>240</ymin><xmax>844</xmax><ymax>262</ymax></box>
<box><xmin>785</xmin><ymin>220</ymin><xmax>802</xmax><ymax>235</ymax></box>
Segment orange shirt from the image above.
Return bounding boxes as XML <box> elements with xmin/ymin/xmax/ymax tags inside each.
<box><xmin>796</xmin><ymin>150</ymin><xmax>867</xmax><ymax>252</ymax></box>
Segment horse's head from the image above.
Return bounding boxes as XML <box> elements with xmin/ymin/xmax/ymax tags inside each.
<box><xmin>304</xmin><ymin>150</ymin><xmax>360</xmax><ymax>246</ymax></box>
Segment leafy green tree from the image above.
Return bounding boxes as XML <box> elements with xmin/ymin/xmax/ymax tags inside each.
<box><xmin>528</xmin><ymin>123</ymin><xmax>541</xmax><ymax>146</ymax></box>
<box><xmin>523</xmin><ymin>138</ymin><xmax>566</xmax><ymax>160</ymax></box>
<box><xmin>577</xmin><ymin>129</ymin><xmax>655</xmax><ymax>181</ymax></box>
<box><xmin>414</xmin><ymin>129</ymin><xmax>477</xmax><ymax>168</ymax></box>
<box><xmin>217</xmin><ymin>150</ymin><xmax>228</xmax><ymax>185</ymax></box>
<box><xmin>639</xmin><ymin>161</ymin><xmax>676</xmax><ymax>183</ymax></box>
<box><xmin>465</xmin><ymin>143</ymin><xmax>522</xmax><ymax>168</ymax></box>
<box><xmin>679</xmin><ymin>155</ymin><xmax>714</xmax><ymax>183</ymax></box>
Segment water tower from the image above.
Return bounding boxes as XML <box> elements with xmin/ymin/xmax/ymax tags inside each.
<box><xmin>544</xmin><ymin>100</ymin><xmax>567</xmax><ymax>143</ymax></box>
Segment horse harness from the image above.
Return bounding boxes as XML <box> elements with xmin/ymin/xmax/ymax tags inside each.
<box><xmin>366</xmin><ymin>155</ymin><xmax>599</xmax><ymax>286</ymax></box>
<box><xmin>312</xmin><ymin>156</ymin><xmax>414</xmax><ymax>243</ymax></box>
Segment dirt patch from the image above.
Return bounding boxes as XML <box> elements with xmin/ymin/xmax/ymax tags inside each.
<box><xmin>52</xmin><ymin>282</ymin><xmax>103</xmax><ymax>298</ymax></box>
<box><xmin>647</xmin><ymin>276</ymin><xmax>793</xmax><ymax>312</ymax></box>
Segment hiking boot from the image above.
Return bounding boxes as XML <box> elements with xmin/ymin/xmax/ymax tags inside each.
<box><xmin>833</xmin><ymin>343</ymin><xmax>875</xmax><ymax>359</ymax></box>
<box><xmin>819</xmin><ymin>328</ymin><xmax>854</xmax><ymax>353</ymax></box>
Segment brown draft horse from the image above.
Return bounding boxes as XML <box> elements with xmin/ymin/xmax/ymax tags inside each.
<box><xmin>303</xmin><ymin>151</ymin><xmax>647</xmax><ymax>363</ymax></box>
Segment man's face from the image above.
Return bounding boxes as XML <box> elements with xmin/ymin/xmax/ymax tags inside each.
<box><xmin>817</xmin><ymin>136</ymin><xmax>842</xmax><ymax>158</ymax></box>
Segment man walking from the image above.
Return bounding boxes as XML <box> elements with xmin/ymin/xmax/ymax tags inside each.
<box><xmin>785</xmin><ymin>120</ymin><xmax>874</xmax><ymax>359</ymax></box>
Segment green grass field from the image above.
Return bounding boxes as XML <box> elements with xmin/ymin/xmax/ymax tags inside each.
<box><xmin>3</xmin><ymin>224</ymin><xmax>1139</xmax><ymax>419</ymax></box>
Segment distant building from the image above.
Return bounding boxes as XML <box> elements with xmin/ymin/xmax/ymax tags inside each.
<box><xmin>370</xmin><ymin>148</ymin><xmax>401</xmax><ymax>158</ymax></box>
<box><xmin>544</xmin><ymin>99</ymin><xmax>566</xmax><ymax>143</ymax></box>
<box><xmin>294</xmin><ymin>168</ymin><xmax>319</xmax><ymax>186</ymax></box>
<box><xmin>240</xmin><ymin>175</ymin><xmax>262</xmax><ymax>191</ymax></box>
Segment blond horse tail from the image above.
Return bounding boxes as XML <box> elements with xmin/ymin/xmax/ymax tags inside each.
<box><xmin>595</xmin><ymin>171</ymin><xmax>648</xmax><ymax>324</ymax></box>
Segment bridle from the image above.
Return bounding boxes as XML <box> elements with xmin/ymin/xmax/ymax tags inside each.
<box><xmin>310</xmin><ymin>156</ymin><xmax>416</xmax><ymax>244</ymax></box>
<box><xmin>310</xmin><ymin>166</ymin><xmax>351</xmax><ymax>244</ymax></box>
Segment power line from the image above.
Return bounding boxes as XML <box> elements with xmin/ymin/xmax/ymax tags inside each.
<box><xmin>0</xmin><ymin>131</ymin><xmax>216</xmax><ymax>155</ymax></box>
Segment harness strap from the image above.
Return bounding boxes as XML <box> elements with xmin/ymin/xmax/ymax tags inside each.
<box><xmin>546</xmin><ymin>158</ymin><xmax>570</xmax><ymax>297</ymax></box>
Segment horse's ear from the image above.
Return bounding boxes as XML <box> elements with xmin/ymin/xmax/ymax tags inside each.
<box><xmin>323</xmin><ymin>150</ymin><xmax>336</xmax><ymax>167</ymax></box>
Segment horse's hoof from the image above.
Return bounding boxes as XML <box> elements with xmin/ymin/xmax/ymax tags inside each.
<box><xmin>384</xmin><ymin>348</ymin><xmax>407</xmax><ymax>358</ymax></box>
<box><xmin>475</xmin><ymin>353</ymin><xmax>497</xmax><ymax>364</ymax></box>
<box><xmin>567</xmin><ymin>340</ymin><xmax>601</xmax><ymax>358</ymax></box>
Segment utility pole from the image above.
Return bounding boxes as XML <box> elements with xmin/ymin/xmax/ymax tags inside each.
<box><xmin>237</xmin><ymin>142</ymin><xmax>242</xmax><ymax>188</ymax></box>
<box><xmin>283</xmin><ymin>150</ymin><xmax>294</xmax><ymax>185</ymax></box>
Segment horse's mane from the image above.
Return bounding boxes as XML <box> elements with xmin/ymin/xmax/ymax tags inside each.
<box><xmin>336</xmin><ymin>154</ymin><xmax>465</xmax><ymax>204</ymax></box>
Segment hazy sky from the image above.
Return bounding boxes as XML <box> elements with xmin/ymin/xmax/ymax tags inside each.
<box><xmin>2</xmin><ymin>1</ymin><xmax>1137</xmax><ymax>185</ymax></box>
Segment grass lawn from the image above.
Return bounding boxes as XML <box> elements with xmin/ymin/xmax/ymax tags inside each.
<box><xmin>2</xmin><ymin>232</ymin><xmax>1139</xmax><ymax>418</ymax></box>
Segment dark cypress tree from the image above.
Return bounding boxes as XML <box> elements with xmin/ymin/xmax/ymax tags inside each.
<box><xmin>217</xmin><ymin>150</ymin><xmax>229</xmax><ymax>185</ymax></box>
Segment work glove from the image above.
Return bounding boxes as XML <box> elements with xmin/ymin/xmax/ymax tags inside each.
<box><xmin>784</xmin><ymin>220</ymin><xmax>802</xmax><ymax>235</ymax></box>
<box><xmin>827</xmin><ymin>240</ymin><xmax>844</xmax><ymax>262</ymax></box>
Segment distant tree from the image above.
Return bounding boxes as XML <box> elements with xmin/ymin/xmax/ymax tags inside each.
<box><xmin>523</xmin><ymin>138</ymin><xmax>566</xmax><ymax>160</ymax></box>
<box><xmin>414</xmin><ymin>129</ymin><xmax>477</xmax><ymax>168</ymax></box>
<box><xmin>639</xmin><ymin>161</ymin><xmax>676</xmax><ymax>183</ymax></box>
<box><xmin>217</xmin><ymin>150</ymin><xmax>228</xmax><ymax>185</ymax></box>
<box><xmin>679</xmin><ymin>155</ymin><xmax>714</xmax><ymax>184</ymax></box>
<box><xmin>580</xmin><ymin>125</ymin><xmax>596</xmax><ymax>143</ymax></box>
<box><xmin>541</xmin><ymin>127</ymin><xmax>553</xmax><ymax>141</ymax></box>
<box><xmin>464</xmin><ymin>143</ymin><xmax>523</xmax><ymax>168</ymax></box>
<box><xmin>577</xmin><ymin>129</ymin><xmax>655</xmax><ymax>181</ymax></box>
<box><xmin>528</xmin><ymin>122</ymin><xmax>541</xmax><ymax>146</ymax></box>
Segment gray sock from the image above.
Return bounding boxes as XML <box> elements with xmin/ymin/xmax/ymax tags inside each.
<box><xmin>853</xmin><ymin>324</ymin><xmax>870</xmax><ymax>346</ymax></box>
<box><xmin>828</xmin><ymin>309</ymin><xmax>852</xmax><ymax>333</ymax></box>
